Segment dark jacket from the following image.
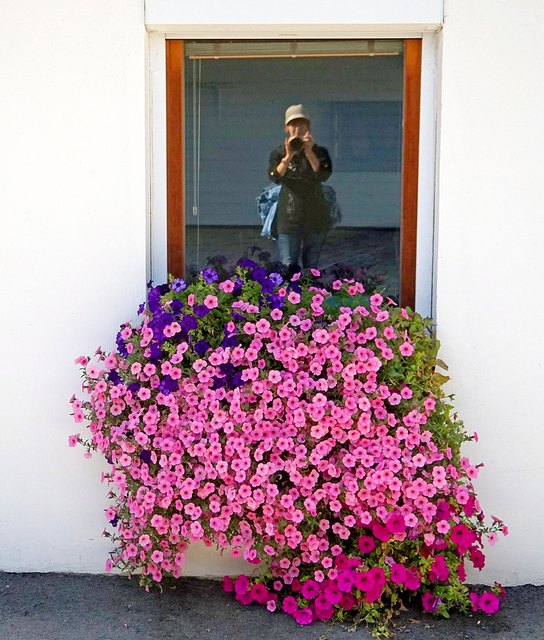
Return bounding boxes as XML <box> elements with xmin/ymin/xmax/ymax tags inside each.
<box><xmin>268</xmin><ymin>143</ymin><xmax>332</xmax><ymax>234</ymax></box>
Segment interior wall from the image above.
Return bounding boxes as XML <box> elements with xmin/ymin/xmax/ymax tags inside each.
<box><xmin>185</xmin><ymin>55</ymin><xmax>404</xmax><ymax>228</ymax></box>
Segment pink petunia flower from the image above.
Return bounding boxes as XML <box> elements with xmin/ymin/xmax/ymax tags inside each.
<box><xmin>390</xmin><ymin>563</ymin><xmax>407</xmax><ymax>585</ymax></box>
<box><xmin>282</xmin><ymin>596</ymin><xmax>298</xmax><ymax>614</ymax></box>
<box><xmin>386</xmin><ymin>511</ymin><xmax>407</xmax><ymax>534</ymax></box>
<box><xmin>293</xmin><ymin>607</ymin><xmax>313</xmax><ymax>625</ymax></box>
<box><xmin>204</xmin><ymin>295</ymin><xmax>219</xmax><ymax>309</ymax></box>
<box><xmin>404</xmin><ymin>568</ymin><xmax>421</xmax><ymax>591</ymax></box>
<box><xmin>487</xmin><ymin>532</ymin><xmax>499</xmax><ymax>546</ymax></box>
<box><xmin>223</xmin><ymin>576</ymin><xmax>234</xmax><ymax>593</ymax></box>
<box><xmin>68</xmin><ymin>434</ymin><xmax>79</xmax><ymax>447</ymax></box>
<box><xmin>399</xmin><ymin>341</ymin><xmax>415</xmax><ymax>357</ymax></box>
<box><xmin>436</xmin><ymin>520</ymin><xmax>450</xmax><ymax>534</ymax></box>
<box><xmin>266</xmin><ymin>599</ymin><xmax>277</xmax><ymax>612</ymax></box>
<box><xmin>234</xmin><ymin>575</ymin><xmax>250</xmax><ymax>596</ymax></box>
<box><xmin>422</xmin><ymin>592</ymin><xmax>441</xmax><ymax>612</ymax></box>
<box><xmin>479</xmin><ymin>592</ymin><xmax>500</xmax><ymax>615</ymax></box>
<box><xmin>250</xmin><ymin>583</ymin><xmax>270</xmax><ymax>604</ymax></box>
<box><xmin>354</xmin><ymin>570</ymin><xmax>375</xmax><ymax>592</ymax></box>
<box><xmin>300</xmin><ymin>579</ymin><xmax>320</xmax><ymax>600</ymax></box>
<box><xmin>372</xmin><ymin>522</ymin><xmax>391</xmax><ymax>542</ymax></box>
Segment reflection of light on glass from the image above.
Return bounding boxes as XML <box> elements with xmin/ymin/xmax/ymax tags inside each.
<box><xmin>192</xmin><ymin>59</ymin><xmax>202</xmax><ymax>268</ymax></box>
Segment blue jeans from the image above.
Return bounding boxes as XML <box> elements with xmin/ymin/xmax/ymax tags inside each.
<box><xmin>277</xmin><ymin>230</ymin><xmax>326</xmax><ymax>269</ymax></box>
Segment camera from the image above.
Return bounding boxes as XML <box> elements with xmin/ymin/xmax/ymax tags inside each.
<box><xmin>289</xmin><ymin>137</ymin><xmax>304</xmax><ymax>153</ymax></box>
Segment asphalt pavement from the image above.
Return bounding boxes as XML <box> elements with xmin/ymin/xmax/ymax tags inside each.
<box><xmin>0</xmin><ymin>573</ymin><xmax>542</xmax><ymax>640</ymax></box>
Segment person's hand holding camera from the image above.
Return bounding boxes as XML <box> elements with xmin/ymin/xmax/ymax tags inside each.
<box><xmin>276</xmin><ymin>136</ymin><xmax>298</xmax><ymax>176</ymax></box>
<box><xmin>284</xmin><ymin>135</ymin><xmax>301</xmax><ymax>159</ymax></box>
<box><xmin>276</xmin><ymin>127</ymin><xmax>320</xmax><ymax>176</ymax></box>
<box><xmin>302</xmin><ymin>132</ymin><xmax>321</xmax><ymax>173</ymax></box>
<box><xmin>302</xmin><ymin>131</ymin><xmax>314</xmax><ymax>153</ymax></box>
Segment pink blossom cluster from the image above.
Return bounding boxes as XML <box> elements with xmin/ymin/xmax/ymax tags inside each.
<box><xmin>70</xmin><ymin>270</ymin><xmax>506</xmax><ymax>630</ymax></box>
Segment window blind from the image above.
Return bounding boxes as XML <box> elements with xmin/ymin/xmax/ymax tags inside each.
<box><xmin>185</xmin><ymin>40</ymin><xmax>403</xmax><ymax>59</ymax></box>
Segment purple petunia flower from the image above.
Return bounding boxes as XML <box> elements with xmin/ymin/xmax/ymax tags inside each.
<box><xmin>194</xmin><ymin>339</ymin><xmax>210</xmax><ymax>355</ymax></box>
<box><xmin>115</xmin><ymin>332</ymin><xmax>129</xmax><ymax>358</ymax></box>
<box><xmin>108</xmin><ymin>370</ymin><xmax>122</xmax><ymax>385</ymax></box>
<box><xmin>267</xmin><ymin>294</ymin><xmax>284</xmax><ymax>310</ymax></box>
<box><xmin>170</xmin><ymin>299</ymin><xmax>183</xmax><ymax>314</ymax></box>
<box><xmin>211</xmin><ymin>376</ymin><xmax>227</xmax><ymax>390</ymax></box>
<box><xmin>230</xmin><ymin>371</ymin><xmax>245</xmax><ymax>388</ymax></box>
<box><xmin>237</xmin><ymin>258</ymin><xmax>256</xmax><ymax>269</ymax></box>
<box><xmin>149</xmin><ymin>342</ymin><xmax>162</xmax><ymax>360</ymax></box>
<box><xmin>269</xmin><ymin>272</ymin><xmax>283</xmax><ymax>286</ymax></box>
<box><xmin>251</xmin><ymin>267</ymin><xmax>267</xmax><ymax>282</ymax></box>
<box><xmin>260</xmin><ymin>278</ymin><xmax>275</xmax><ymax>294</ymax></box>
<box><xmin>193</xmin><ymin>304</ymin><xmax>210</xmax><ymax>318</ymax></box>
<box><xmin>232</xmin><ymin>277</ymin><xmax>244</xmax><ymax>295</ymax></box>
<box><xmin>158</xmin><ymin>375</ymin><xmax>179</xmax><ymax>395</ymax></box>
<box><xmin>171</xmin><ymin>278</ymin><xmax>187</xmax><ymax>292</ymax></box>
<box><xmin>181</xmin><ymin>315</ymin><xmax>198</xmax><ymax>332</ymax></box>
<box><xmin>139</xmin><ymin>450</ymin><xmax>152</xmax><ymax>464</ymax></box>
<box><xmin>219</xmin><ymin>363</ymin><xmax>234</xmax><ymax>377</ymax></box>
<box><xmin>222</xmin><ymin>334</ymin><xmax>238</xmax><ymax>348</ymax></box>
<box><xmin>147</xmin><ymin>287</ymin><xmax>162</xmax><ymax>313</ymax></box>
<box><xmin>201</xmin><ymin>268</ymin><xmax>218</xmax><ymax>283</ymax></box>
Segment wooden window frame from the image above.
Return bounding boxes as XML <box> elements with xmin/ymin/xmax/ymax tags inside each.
<box><xmin>165</xmin><ymin>39</ymin><xmax>422</xmax><ymax>308</ymax></box>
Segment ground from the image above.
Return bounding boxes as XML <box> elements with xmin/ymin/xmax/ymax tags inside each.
<box><xmin>0</xmin><ymin>574</ymin><xmax>542</xmax><ymax>640</ymax></box>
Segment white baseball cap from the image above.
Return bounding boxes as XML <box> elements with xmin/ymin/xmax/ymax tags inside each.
<box><xmin>284</xmin><ymin>104</ymin><xmax>310</xmax><ymax>125</ymax></box>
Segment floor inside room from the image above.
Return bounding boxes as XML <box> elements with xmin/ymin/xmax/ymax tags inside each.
<box><xmin>186</xmin><ymin>226</ymin><xmax>400</xmax><ymax>301</ymax></box>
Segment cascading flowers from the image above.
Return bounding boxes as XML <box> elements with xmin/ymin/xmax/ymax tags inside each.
<box><xmin>70</xmin><ymin>261</ymin><xmax>507</xmax><ymax>637</ymax></box>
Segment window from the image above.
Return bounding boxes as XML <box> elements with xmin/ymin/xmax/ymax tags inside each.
<box><xmin>166</xmin><ymin>39</ymin><xmax>421</xmax><ymax>306</ymax></box>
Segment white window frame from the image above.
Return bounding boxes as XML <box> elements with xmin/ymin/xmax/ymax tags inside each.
<box><xmin>146</xmin><ymin>19</ymin><xmax>442</xmax><ymax>319</ymax></box>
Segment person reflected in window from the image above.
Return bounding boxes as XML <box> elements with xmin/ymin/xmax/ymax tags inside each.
<box><xmin>268</xmin><ymin>104</ymin><xmax>332</xmax><ymax>269</ymax></box>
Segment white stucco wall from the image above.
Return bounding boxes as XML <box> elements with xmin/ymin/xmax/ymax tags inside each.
<box><xmin>436</xmin><ymin>0</ymin><xmax>544</xmax><ymax>585</ymax></box>
<box><xmin>0</xmin><ymin>0</ymin><xmax>148</xmax><ymax>571</ymax></box>
<box><xmin>1</xmin><ymin>0</ymin><xmax>543</xmax><ymax>588</ymax></box>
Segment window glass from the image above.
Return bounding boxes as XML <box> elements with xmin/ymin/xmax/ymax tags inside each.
<box><xmin>185</xmin><ymin>41</ymin><xmax>403</xmax><ymax>300</ymax></box>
